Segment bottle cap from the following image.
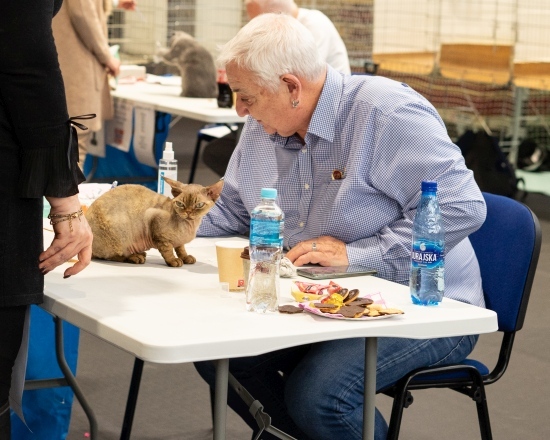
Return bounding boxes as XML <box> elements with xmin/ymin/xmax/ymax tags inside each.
<box><xmin>261</xmin><ymin>188</ymin><xmax>277</xmax><ymax>199</ymax></box>
<box><xmin>163</xmin><ymin>142</ymin><xmax>174</xmax><ymax>160</ymax></box>
<box><xmin>217</xmin><ymin>69</ymin><xmax>228</xmax><ymax>83</ymax></box>
<box><xmin>421</xmin><ymin>181</ymin><xmax>437</xmax><ymax>192</ymax></box>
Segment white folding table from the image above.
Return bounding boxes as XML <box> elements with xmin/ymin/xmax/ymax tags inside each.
<box><xmin>40</xmin><ymin>228</ymin><xmax>497</xmax><ymax>440</ymax></box>
<box><xmin>105</xmin><ymin>79</ymin><xmax>246</xmax><ymax>184</ymax></box>
<box><xmin>111</xmin><ymin>80</ymin><xmax>245</xmax><ymax>125</ymax></box>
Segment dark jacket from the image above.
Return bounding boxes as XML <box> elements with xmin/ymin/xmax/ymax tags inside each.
<box><xmin>0</xmin><ymin>0</ymin><xmax>84</xmax><ymax>306</ymax></box>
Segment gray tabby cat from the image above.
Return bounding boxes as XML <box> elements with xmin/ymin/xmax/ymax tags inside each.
<box><xmin>157</xmin><ymin>31</ymin><xmax>218</xmax><ymax>98</ymax></box>
<box><xmin>85</xmin><ymin>177</ymin><xmax>223</xmax><ymax>266</ymax></box>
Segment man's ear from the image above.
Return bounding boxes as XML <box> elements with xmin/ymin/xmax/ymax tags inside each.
<box><xmin>281</xmin><ymin>74</ymin><xmax>301</xmax><ymax>96</ymax></box>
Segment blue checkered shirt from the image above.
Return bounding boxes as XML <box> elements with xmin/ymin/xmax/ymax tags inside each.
<box><xmin>199</xmin><ymin>66</ymin><xmax>486</xmax><ymax>307</ymax></box>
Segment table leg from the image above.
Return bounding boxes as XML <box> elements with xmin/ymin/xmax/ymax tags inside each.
<box><xmin>363</xmin><ymin>338</ymin><xmax>377</xmax><ymax>440</ymax></box>
<box><xmin>120</xmin><ymin>358</ymin><xmax>145</xmax><ymax>440</ymax></box>
<box><xmin>214</xmin><ymin>358</ymin><xmax>229</xmax><ymax>440</ymax></box>
<box><xmin>54</xmin><ymin>317</ymin><xmax>98</xmax><ymax>439</ymax></box>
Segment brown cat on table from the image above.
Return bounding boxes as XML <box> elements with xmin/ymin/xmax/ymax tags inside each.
<box><xmin>85</xmin><ymin>177</ymin><xmax>222</xmax><ymax>266</ymax></box>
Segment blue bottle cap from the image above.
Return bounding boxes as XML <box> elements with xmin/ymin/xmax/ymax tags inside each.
<box><xmin>261</xmin><ymin>188</ymin><xmax>277</xmax><ymax>199</ymax></box>
<box><xmin>421</xmin><ymin>181</ymin><xmax>437</xmax><ymax>192</ymax></box>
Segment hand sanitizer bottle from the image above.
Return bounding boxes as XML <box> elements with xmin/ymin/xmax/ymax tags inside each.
<box><xmin>157</xmin><ymin>142</ymin><xmax>178</xmax><ymax>197</ymax></box>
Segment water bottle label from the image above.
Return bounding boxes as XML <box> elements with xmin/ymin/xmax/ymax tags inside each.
<box><xmin>250</xmin><ymin>218</ymin><xmax>283</xmax><ymax>246</ymax></box>
<box><xmin>411</xmin><ymin>241</ymin><xmax>444</xmax><ymax>269</ymax></box>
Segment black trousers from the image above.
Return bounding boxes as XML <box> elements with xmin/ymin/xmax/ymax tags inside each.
<box><xmin>0</xmin><ymin>306</ymin><xmax>27</xmax><ymax>406</ymax></box>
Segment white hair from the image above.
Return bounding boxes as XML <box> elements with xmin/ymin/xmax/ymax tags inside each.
<box><xmin>217</xmin><ymin>13</ymin><xmax>325</xmax><ymax>93</ymax></box>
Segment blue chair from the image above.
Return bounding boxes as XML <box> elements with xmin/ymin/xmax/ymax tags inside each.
<box><xmin>384</xmin><ymin>192</ymin><xmax>542</xmax><ymax>440</ymax></box>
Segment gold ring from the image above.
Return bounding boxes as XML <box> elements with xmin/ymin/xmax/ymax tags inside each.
<box><xmin>312</xmin><ymin>242</ymin><xmax>317</xmax><ymax>251</ymax></box>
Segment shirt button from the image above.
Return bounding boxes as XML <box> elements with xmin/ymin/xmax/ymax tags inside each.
<box><xmin>301</xmin><ymin>148</ymin><xmax>307</xmax><ymax>153</ymax></box>
<box><xmin>299</xmin><ymin>222</ymin><xmax>304</xmax><ymax>227</ymax></box>
<box><xmin>304</xmin><ymin>183</ymin><xmax>310</xmax><ymax>189</ymax></box>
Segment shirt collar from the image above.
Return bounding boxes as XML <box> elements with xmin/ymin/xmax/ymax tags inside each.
<box><xmin>266</xmin><ymin>65</ymin><xmax>343</xmax><ymax>149</ymax></box>
<box><xmin>305</xmin><ymin>65</ymin><xmax>342</xmax><ymax>144</ymax></box>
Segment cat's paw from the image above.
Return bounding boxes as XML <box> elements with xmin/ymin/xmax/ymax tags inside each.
<box><xmin>127</xmin><ymin>253</ymin><xmax>146</xmax><ymax>264</ymax></box>
<box><xmin>166</xmin><ymin>258</ymin><xmax>184</xmax><ymax>267</ymax></box>
<box><xmin>182</xmin><ymin>255</ymin><xmax>196</xmax><ymax>264</ymax></box>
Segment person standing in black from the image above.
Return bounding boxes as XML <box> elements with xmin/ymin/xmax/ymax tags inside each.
<box><xmin>0</xmin><ymin>1</ymin><xmax>93</xmax><ymax>436</ymax></box>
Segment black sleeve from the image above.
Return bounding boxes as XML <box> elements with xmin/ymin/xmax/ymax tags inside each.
<box><xmin>17</xmin><ymin>123</ymin><xmax>85</xmax><ymax>198</ymax></box>
<box><xmin>0</xmin><ymin>0</ymin><xmax>84</xmax><ymax>198</ymax></box>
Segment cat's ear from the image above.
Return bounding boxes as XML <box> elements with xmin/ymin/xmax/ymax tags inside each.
<box><xmin>206</xmin><ymin>179</ymin><xmax>224</xmax><ymax>202</ymax></box>
<box><xmin>163</xmin><ymin>176</ymin><xmax>186</xmax><ymax>197</ymax></box>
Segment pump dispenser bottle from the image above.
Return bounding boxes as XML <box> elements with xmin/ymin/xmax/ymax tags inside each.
<box><xmin>157</xmin><ymin>142</ymin><xmax>178</xmax><ymax>197</ymax></box>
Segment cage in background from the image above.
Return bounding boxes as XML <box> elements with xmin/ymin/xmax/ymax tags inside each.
<box><xmin>370</xmin><ymin>0</ymin><xmax>550</xmax><ymax>170</ymax></box>
<box><xmin>108</xmin><ymin>0</ymin><xmax>375</xmax><ymax>70</ymax></box>
<box><xmin>107</xmin><ymin>0</ymin><xmax>550</xmax><ymax>170</ymax></box>
<box><xmin>108</xmin><ymin>0</ymin><xmax>243</xmax><ymax>64</ymax></box>
<box><xmin>299</xmin><ymin>0</ymin><xmax>375</xmax><ymax>72</ymax></box>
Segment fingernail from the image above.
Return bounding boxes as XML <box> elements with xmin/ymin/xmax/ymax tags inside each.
<box><xmin>63</xmin><ymin>275</ymin><xmax>71</xmax><ymax>279</ymax></box>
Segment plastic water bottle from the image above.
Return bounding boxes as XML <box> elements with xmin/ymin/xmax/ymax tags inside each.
<box><xmin>409</xmin><ymin>181</ymin><xmax>445</xmax><ymax>305</ymax></box>
<box><xmin>157</xmin><ymin>142</ymin><xmax>178</xmax><ymax>197</ymax></box>
<box><xmin>246</xmin><ymin>188</ymin><xmax>284</xmax><ymax>313</ymax></box>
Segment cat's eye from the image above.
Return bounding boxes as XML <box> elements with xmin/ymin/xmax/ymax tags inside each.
<box><xmin>175</xmin><ymin>201</ymin><xmax>186</xmax><ymax>208</ymax></box>
<box><xmin>195</xmin><ymin>202</ymin><xmax>205</xmax><ymax>209</ymax></box>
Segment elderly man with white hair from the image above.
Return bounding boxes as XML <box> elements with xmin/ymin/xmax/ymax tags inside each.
<box><xmin>194</xmin><ymin>13</ymin><xmax>486</xmax><ymax>440</ymax></box>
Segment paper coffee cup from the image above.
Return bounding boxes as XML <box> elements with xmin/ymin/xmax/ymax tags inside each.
<box><xmin>215</xmin><ymin>241</ymin><xmax>246</xmax><ymax>291</ymax></box>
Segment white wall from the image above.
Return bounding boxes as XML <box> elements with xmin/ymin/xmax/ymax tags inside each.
<box><xmin>373</xmin><ymin>0</ymin><xmax>441</xmax><ymax>54</ymax></box>
<box><xmin>195</xmin><ymin>0</ymin><xmax>242</xmax><ymax>57</ymax></box>
<box><xmin>373</xmin><ymin>0</ymin><xmax>550</xmax><ymax>62</ymax></box>
<box><xmin>516</xmin><ymin>2</ymin><xmax>550</xmax><ymax>62</ymax></box>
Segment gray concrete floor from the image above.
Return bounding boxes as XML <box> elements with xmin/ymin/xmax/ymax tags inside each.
<box><xmin>66</xmin><ymin>120</ymin><xmax>550</xmax><ymax>439</ymax></box>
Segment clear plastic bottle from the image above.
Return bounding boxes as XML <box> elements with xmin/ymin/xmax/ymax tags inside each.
<box><xmin>409</xmin><ymin>181</ymin><xmax>445</xmax><ymax>305</ymax></box>
<box><xmin>157</xmin><ymin>142</ymin><xmax>178</xmax><ymax>197</ymax></box>
<box><xmin>246</xmin><ymin>188</ymin><xmax>284</xmax><ymax>313</ymax></box>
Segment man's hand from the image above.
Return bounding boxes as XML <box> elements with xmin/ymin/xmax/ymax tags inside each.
<box><xmin>286</xmin><ymin>236</ymin><xmax>348</xmax><ymax>267</ymax></box>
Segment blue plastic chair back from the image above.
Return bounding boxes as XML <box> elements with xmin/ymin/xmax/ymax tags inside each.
<box><xmin>468</xmin><ymin>192</ymin><xmax>541</xmax><ymax>333</ymax></box>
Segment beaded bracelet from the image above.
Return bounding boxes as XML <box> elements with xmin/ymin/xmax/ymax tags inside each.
<box><xmin>48</xmin><ymin>208</ymin><xmax>84</xmax><ymax>232</ymax></box>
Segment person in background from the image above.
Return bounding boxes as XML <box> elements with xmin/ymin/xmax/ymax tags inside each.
<box><xmin>194</xmin><ymin>13</ymin><xmax>486</xmax><ymax>439</ymax></box>
<box><xmin>52</xmin><ymin>0</ymin><xmax>136</xmax><ymax>167</ymax></box>
<box><xmin>245</xmin><ymin>0</ymin><xmax>351</xmax><ymax>74</ymax></box>
<box><xmin>0</xmin><ymin>0</ymin><xmax>94</xmax><ymax>437</ymax></box>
